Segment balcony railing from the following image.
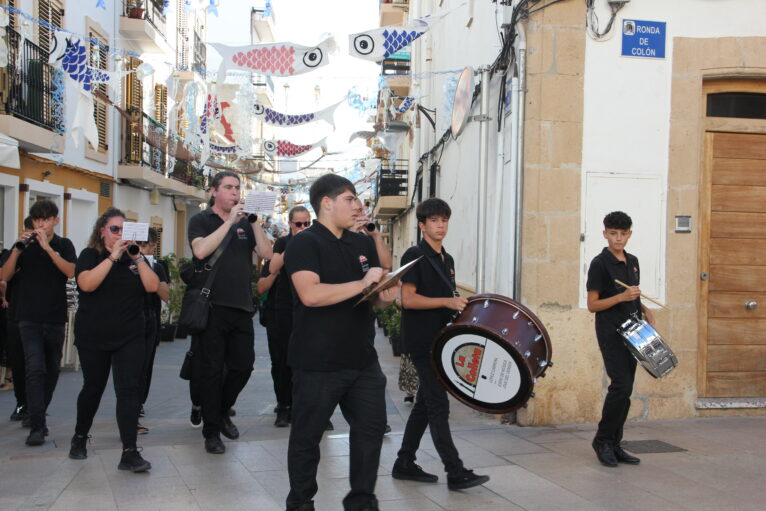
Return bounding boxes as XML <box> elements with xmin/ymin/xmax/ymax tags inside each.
<box><xmin>122</xmin><ymin>108</ymin><xmax>205</xmax><ymax>187</ymax></box>
<box><xmin>381</xmin><ymin>58</ymin><xmax>410</xmax><ymax>76</ymax></box>
<box><xmin>375</xmin><ymin>159</ymin><xmax>408</xmax><ymax>199</ymax></box>
<box><xmin>2</xmin><ymin>28</ymin><xmax>59</xmax><ymax>131</ymax></box>
<box><xmin>123</xmin><ymin>0</ymin><xmax>167</xmax><ymax>36</ymax></box>
<box><xmin>193</xmin><ymin>31</ymin><xmax>206</xmax><ymax>75</ymax></box>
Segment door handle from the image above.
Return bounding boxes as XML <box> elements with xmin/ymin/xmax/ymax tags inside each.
<box><xmin>745</xmin><ymin>300</ymin><xmax>758</xmax><ymax>311</ymax></box>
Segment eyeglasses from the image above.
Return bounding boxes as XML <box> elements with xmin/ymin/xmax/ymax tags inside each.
<box><xmin>293</xmin><ymin>221</ymin><xmax>310</xmax><ymax>228</ymax></box>
<box><xmin>108</xmin><ymin>225</ymin><xmax>123</xmax><ymax>234</ymax></box>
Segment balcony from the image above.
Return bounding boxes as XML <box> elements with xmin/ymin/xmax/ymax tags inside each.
<box><xmin>120</xmin><ymin>0</ymin><xmax>172</xmax><ymax>54</ymax></box>
<box><xmin>380</xmin><ymin>0</ymin><xmax>409</xmax><ymax>27</ymax></box>
<box><xmin>251</xmin><ymin>6</ymin><xmax>276</xmax><ymax>43</ymax></box>
<box><xmin>0</xmin><ymin>28</ymin><xmax>64</xmax><ymax>153</ymax></box>
<box><xmin>174</xmin><ymin>30</ymin><xmax>207</xmax><ymax>84</ymax></box>
<box><xmin>373</xmin><ymin>159</ymin><xmax>408</xmax><ymax>218</ymax></box>
<box><xmin>381</xmin><ymin>58</ymin><xmax>411</xmax><ymax>97</ymax></box>
<box><xmin>118</xmin><ymin>108</ymin><xmax>207</xmax><ymax>201</ymax></box>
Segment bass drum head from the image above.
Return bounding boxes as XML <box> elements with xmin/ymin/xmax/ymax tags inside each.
<box><xmin>432</xmin><ymin>327</ymin><xmax>532</xmax><ymax>414</ymax></box>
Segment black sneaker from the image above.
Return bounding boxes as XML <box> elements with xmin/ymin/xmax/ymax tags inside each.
<box><xmin>26</xmin><ymin>428</ymin><xmax>46</xmax><ymax>446</ymax></box>
<box><xmin>138</xmin><ymin>405</ymin><xmax>145</xmax><ymax>418</ymax></box>
<box><xmin>403</xmin><ymin>396</ymin><xmax>414</xmax><ymax>405</ymax></box>
<box><xmin>325</xmin><ymin>420</ymin><xmax>334</xmax><ymax>431</ymax></box>
<box><xmin>614</xmin><ymin>445</ymin><xmax>640</xmax><ymax>465</ymax></box>
<box><xmin>384</xmin><ymin>424</ymin><xmax>392</xmax><ymax>434</ymax></box>
<box><xmin>69</xmin><ymin>434</ymin><xmax>89</xmax><ymax>460</ymax></box>
<box><xmin>221</xmin><ymin>416</ymin><xmax>239</xmax><ymax>439</ymax></box>
<box><xmin>118</xmin><ymin>448</ymin><xmax>151</xmax><ymax>472</ymax></box>
<box><xmin>447</xmin><ymin>469</ymin><xmax>490</xmax><ymax>490</ymax></box>
<box><xmin>21</xmin><ymin>416</ymin><xmax>31</xmax><ymax>428</ymax></box>
<box><xmin>392</xmin><ymin>459</ymin><xmax>438</xmax><ymax>483</ymax></box>
<box><xmin>228</xmin><ymin>407</ymin><xmax>236</xmax><ymax>417</ymax></box>
<box><xmin>190</xmin><ymin>406</ymin><xmax>202</xmax><ymax>428</ymax></box>
<box><xmin>137</xmin><ymin>422</ymin><xmax>149</xmax><ymax>435</ymax></box>
<box><xmin>592</xmin><ymin>439</ymin><xmax>618</xmax><ymax>467</ymax></box>
<box><xmin>10</xmin><ymin>404</ymin><xmax>27</xmax><ymax>421</ymax></box>
<box><xmin>205</xmin><ymin>436</ymin><xmax>226</xmax><ymax>454</ymax></box>
<box><xmin>275</xmin><ymin>408</ymin><xmax>290</xmax><ymax>428</ymax></box>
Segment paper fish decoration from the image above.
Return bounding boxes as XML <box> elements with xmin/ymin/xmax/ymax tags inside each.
<box><xmin>209</xmin><ymin>37</ymin><xmax>335</xmax><ymax>84</ymax></box>
<box><xmin>349</xmin><ymin>6</ymin><xmax>461</xmax><ymax>62</ymax></box>
<box><xmin>48</xmin><ymin>32</ymin><xmax>123</xmax><ymax>92</ymax></box>
<box><xmin>392</xmin><ymin>96</ymin><xmax>415</xmax><ymax>114</ymax></box>
<box><xmin>263</xmin><ymin>138</ymin><xmax>327</xmax><ymax>159</ymax></box>
<box><xmin>252</xmin><ymin>100</ymin><xmax>341</xmax><ymax>128</ymax></box>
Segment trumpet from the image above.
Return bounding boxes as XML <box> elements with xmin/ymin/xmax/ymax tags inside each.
<box><xmin>14</xmin><ymin>232</ymin><xmax>37</xmax><ymax>251</ymax></box>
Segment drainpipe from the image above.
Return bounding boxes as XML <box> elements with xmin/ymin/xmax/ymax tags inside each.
<box><xmin>476</xmin><ymin>65</ymin><xmax>491</xmax><ymax>293</ymax></box>
<box><xmin>513</xmin><ymin>23</ymin><xmax>526</xmax><ymax>301</ymax></box>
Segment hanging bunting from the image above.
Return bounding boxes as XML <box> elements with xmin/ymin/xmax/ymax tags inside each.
<box><xmin>209</xmin><ymin>36</ymin><xmax>335</xmax><ymax>84</ymax></box>
<box><xmin>348</xmin><ymin>6</ymin><xmax>461</xmax><ymax>62</ymax></box>
<box><xmin>48</xmin><ymin>32</ymin><xmax>129</xmax><ymax>92</ymax></box>
<box><xmin>391</xmin><ymin>96</ymin><xmax>415</xmax><ymax>114</ymax></box>
<box><xmin>252</xmin><ymin>99</ymin><xmax>341</xmax><ymax>128</ymax></box>
<box><xmin>263</xmin><ymin>138</ymin><xmax>327</xmax><ymax>159</ymax></box>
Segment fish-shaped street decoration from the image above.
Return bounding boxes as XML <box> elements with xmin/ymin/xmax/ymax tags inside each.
<box><xmin>263</xmin><ymin>138</ymin><xmax>327</xmax><ymax>159</ymax></box>
<box><xmin>209</xmin><ymin>37</ymin><xmax>335</xmax><ymax>84</ymax></box>
<box><xmin>48</xmin><ymin>31</ymin><xmax>125</xmax><ymax>92</ymax></box>
<box><xmin>252</xmin><ymin>99</ymin><xmax>342</xmax><ymax>129</ymax></box>
<box><xmin>349</xmin><ymin>5</ymin><xmax>463</xmax><ymax>62</ymax></box>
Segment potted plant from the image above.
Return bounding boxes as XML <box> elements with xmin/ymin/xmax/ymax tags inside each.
<box><xmin>158</xmin><ymin>252</ymin><xmax>188</xmax><ymax>341</ymax></box>
<box><xmin>128</xmin><ymin>1</ymin><xmax>145</xmax><ymax>19</ymax></box>
<box><xmin>385</xmin><ymin>303</ymin><xmax>402</xmax><ymax>357</ymax></box>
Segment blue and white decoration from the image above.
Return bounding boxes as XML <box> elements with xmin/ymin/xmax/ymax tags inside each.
<box><xmin>252</xmin><ymin>99</ymin><xmax>341</xmax><ymax>128</ymax></box>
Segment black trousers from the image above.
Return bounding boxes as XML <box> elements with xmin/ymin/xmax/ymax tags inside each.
<box><xmin>18</xmin><ymin>321</ymin><xmax>65</xmax><ymax>430</ymax></box>
<box><xmin>398</xmin><ymin>355</ymin><xmax>464</xmax><ymax>477</ymax></box>
<box><xmin>5</xmin><ymin>318</ymin><xmax>26</xmax><ymax>408</ymax></box>
<box><xmin>141</xmin><ymin>312</ymin><xmax>159</xmax><ymax>405</ymax></box>
<box><xmin>287</xmin><ymin>361</ymin><xmax>387</xmax><ymax>511</ymax></box>
<box><xmin>75</xmin><ymin>337</ymin><xmax>145</xmax><ymax>449</ymax></box>
<box><xmin>595</xmin><ymin>331</ymin><xmax>637</xmax><ymax>444</ymax></box>
<box><xmin>267</xmin><ymin>310</ymin><xmax>293</xmax><ymax>408</ymax></box>
<box><xmin>198</xmin><ymin>305</ymin><xmax>254</xmax><ymax>439</ymax></box>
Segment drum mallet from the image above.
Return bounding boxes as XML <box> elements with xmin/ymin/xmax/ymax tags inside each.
<box><xmin>614</xmin><ymin>279</ymin><xmax>668</xmax><ymax>310</ymax></box>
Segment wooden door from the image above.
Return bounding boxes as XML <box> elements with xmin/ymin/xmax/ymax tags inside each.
<box><xmin>702</xmin><ymin>131</ymin><xmax>766</xmax><ymax>397</ymax></box>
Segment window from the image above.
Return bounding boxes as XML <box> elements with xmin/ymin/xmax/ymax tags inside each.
<box><xmin>707</xmin><ymin>92</ymin><xmax>766</xmax><ymax>120</ymax></box>
<box><xmin>88</xmin><ymin>28</ymin><xmax>109</xmax><ymax>152</ymax></box>
<box><xmin>124</xmin><ymin>56</ymin><xmax>143</xmax><ymax>162</ymax></box>
<box><xmin>37</xmin><ymin>0</ymin><xmax>64</xmax><ymax>54</ymax></box>
<box><xmin>152</xmin><ymin>224</ymin><xmax>163</xmax><ymax>257</ymax></box>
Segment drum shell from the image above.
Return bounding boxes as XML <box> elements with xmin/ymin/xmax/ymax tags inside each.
<box><xmin>431</xmin><ymin>294</ymin><xmax>552</xmax><ymax>414</ymax></box>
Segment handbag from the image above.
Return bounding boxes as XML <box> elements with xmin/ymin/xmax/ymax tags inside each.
<box><xmin>177</xmin><ymin>230</ymin><xmax>234</xmax><ymax>334</ymax></box>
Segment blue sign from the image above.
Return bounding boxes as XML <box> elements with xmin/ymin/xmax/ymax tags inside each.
<box><xmin>621</xmin><ymin>19</ymin><xmax>666</xmax><ymax>59</ymax></box>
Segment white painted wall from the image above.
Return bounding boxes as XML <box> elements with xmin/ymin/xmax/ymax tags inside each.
<box><xmin>66</xmin><ymin>188</ymin><xmax>98</xmax><ymax>255</ymax></box>
<box><xmin>403</xmin><ymin>0</ymin><xmax>513</xmax><ymax>294</ymax></box>
<box><xmin>0</xmin><ymin>172</ymin><xmax>19</xmax><ymax>249</ymax></box>
<box><xmin>579</xmin><ymin>0</ymin><xmax>766</xmax><ymax>307</ymax></box>
<box><xmin>112</xmin><ymin>184</ymin><xmax>177</xmax><ymax>256</ymax></box>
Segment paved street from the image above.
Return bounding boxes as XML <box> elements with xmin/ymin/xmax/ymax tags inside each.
<box><xmin>1</xmin><ymin>320</ymin><xmax>765</xmax><ymax>510</ymax></box>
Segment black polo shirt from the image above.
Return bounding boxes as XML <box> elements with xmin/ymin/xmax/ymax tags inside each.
<box><xmin>272</xmin><ymin>234</ymin><xmax>294</xmax><ymax>312</ymax></box>
<box><xmin>144</xmin><ymin>258</ymin><xmax>169</xmax><ymax>321</ymax></box>
<box><xmin>284</xmin><ymin>221</ymin><xmax>379</xmax><ymax>371</ymax></box>
<box><xmin>259</xmin><ymin>260</ymin><xmax>277</xmax><ymax>327</ymax></box>
<box><xmin>188</xmin><ymin>208</ymin><xmax>256</xmax><ymax>313</ymax></box>
<box><xmin>586</xmin><ymin>247</ymin><xmax>642</xmax><ymax>339</ymax></box>
<box><xmin>0</xmin><ymin>249</ymin><xmax>20</xmax><ymax>322</ymax></box>
<box><xmin>74</xmin><ymin>248</ymin><xmax>146</xmax><ymax>350</ymax></box>
<box><xmin>400</xmin><ymin>239</ymin><xmax>457</xmax><ymax>358</ymax></box>
<box><xmin>14</xmin><ymin>234</ymin><xmax>76</xmax><ymax>324</ymax></box>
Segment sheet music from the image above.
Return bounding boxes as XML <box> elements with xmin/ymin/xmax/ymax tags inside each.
<box><xmin>354</xmin><ymin>256</ymin><xmax>423</xmax><ymax>306</ymax></box>
<box><xmin>121</xmin><ymin>222</ymin><xmax>149</xmax><ymax>242</ymax></box>
<box><xmin>243</xmin><ymin>191</ymin><xmax>278</xmax><ymax>214</ymax></box>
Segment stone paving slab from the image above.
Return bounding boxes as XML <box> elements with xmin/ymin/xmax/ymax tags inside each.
<box><xmin>1</xmin><ymin>321</ymin><xmax>766</xmax><ymax>510</ymax></box>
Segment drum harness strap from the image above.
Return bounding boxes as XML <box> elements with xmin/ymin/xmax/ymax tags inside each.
<box><xmin>415</xmin><ymin>246</ymin><xmax>460</xmax><ymax>298</ymax></box>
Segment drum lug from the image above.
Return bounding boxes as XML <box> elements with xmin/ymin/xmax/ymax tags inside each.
<box><xmin>472</xmin><ymin>317</ymin><xmax>478</xmax><ymax>324</ymax></box>
<box><xmin>534</xmin><ymin>334</ymin><xmax>542</xmax><ymax>342</ymax></box>
<box><xmin>501</xmin><ymin>328</ymin><xmax>509</xmax><ymax>335</ymax></box>
<box><xmin>530</xmin><ymin>392</ymin><xmax>535</xmax><ymax>398</ymax></box>
<box><xmin>483</xmin><ymin>299</ymin><xmax>490</xmax><ymax>308</ymax></box>
<box><xmin>512</xmin><ymin>311</ymin><xmax>520</xmax><ymax>320</ymax></box>
<box><xmin>524</xmin><ymin>350</ymin><xmax>531</xmax><ymax>358</ymax></box>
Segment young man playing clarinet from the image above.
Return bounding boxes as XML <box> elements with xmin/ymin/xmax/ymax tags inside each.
<box><xmin>587</xmin><ymin>211</ymin><xmax>654</xmax><ymax>467</ymax></box>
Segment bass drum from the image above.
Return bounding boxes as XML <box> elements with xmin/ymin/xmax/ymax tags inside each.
<box><xmin>431</xmin><ymin>294</ymin><xmax>552</xmax><ymax>414</ymax></box>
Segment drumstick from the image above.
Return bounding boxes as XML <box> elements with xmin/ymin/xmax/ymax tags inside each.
<box><xmin>614</xmin><ymin>279</ymin><xmax>668</xmax><ymax>310</ymax></box>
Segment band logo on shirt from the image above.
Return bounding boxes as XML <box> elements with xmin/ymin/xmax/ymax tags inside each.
<box><xmin>359</xmin><ymin>255</ymin><xmax>370</xmax><ymax>273</ymax></box>
<box><xmin>236</xmin><ymin>227</ymin><xmax>247</xmax><ymax>240</ymax></box>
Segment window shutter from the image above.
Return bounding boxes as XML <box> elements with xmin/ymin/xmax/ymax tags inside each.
<box><xmin>154</xmin><ymin>84</ymin><xmax>167</xmax><ymax>127</ymax></box>
<box><xmin>124</xmin><ymin>57</ymin><xmax>143</xmax><ymax>162</ymax></box>
<box><xmin>89</xmin><ymin>30</ymin><xmax>109</xmax><ymax>152</ymax></box>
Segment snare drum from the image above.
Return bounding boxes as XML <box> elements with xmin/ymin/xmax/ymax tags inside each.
<box><xmin>618</xmin><ymin>318</ymin><xmax>678</xmax><ymax>379</ymax></box>
<box><xmin>430</xmin><ymin>294</ymin><xmax>552</xmax><ymax>414</ymax></box>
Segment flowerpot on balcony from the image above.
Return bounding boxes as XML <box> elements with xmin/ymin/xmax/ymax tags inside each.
<box><xmin>128</xmin><ymin>7</ymin><xmax>145</xmax><ymax>19</ymax></box>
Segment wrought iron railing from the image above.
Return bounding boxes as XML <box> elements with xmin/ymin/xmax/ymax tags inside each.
<box><xmin>375</xmin><ymin>159</ymin><xmax>408</xmax><ymax>199</ymax></box>
<box><xmin>2</xmin><ymin>28</ymin><xmax>59</xmax><ymax>131</ymax></box>
<box><xmin>381</xmin><ymin>58</ymin><xmax>410</xmax><ymax>76</ymax></box>
<box><xmin>193</xmin><ymin>30</ymin><xmax>206</xmax><ymax>75</ymax></box>
<box><xmin>123</xmin><ymin>0</ymin><xmax>167</xmax><ymax>36</ymax></box>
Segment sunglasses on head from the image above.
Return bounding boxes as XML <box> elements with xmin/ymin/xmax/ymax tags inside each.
<box><xmin>293</xmin><ymin>221</ymin><xmax>310</xmax><ymax>228</ymax></box>
<box><xmin>108</xmin><ymin>225</ymin><xmax>123</xmax><ymax>234</ymax></box>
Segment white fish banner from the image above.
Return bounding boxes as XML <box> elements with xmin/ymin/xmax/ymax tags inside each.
<box><xmin>263</xmin><ymin>138</ymin><xmax>327</xmax><ymax>159</ymax></box>
<box><xmin>252</xmin><ymin>99</ymin><xmax>342</xmax><ymax>128</ymax></box>
<box><xmin>209</xmin><ymin>37</ymin><xmax>335</xmax><ymax>84</ymax></box>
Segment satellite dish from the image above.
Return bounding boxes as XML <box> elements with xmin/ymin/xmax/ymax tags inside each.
<box><xmin>450</xmin><ymin>67</ymin><xmax>474</xmax><ymax>139</ymax></box>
